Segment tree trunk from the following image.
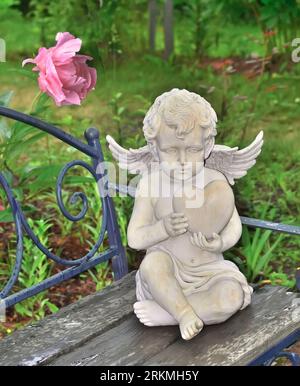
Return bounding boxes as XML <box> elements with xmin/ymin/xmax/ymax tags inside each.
<box><xmin>148</xmin><ymin>0</ymin><xmax>157</xmax><ymax>52</ymax></box>
<box><xmin>18</xmin><ymin>0</ymin><xmax>31</xmax><ymax>16</ymax></box>
<box><xmin>163</xmin><ymin>0</ymin><xmax>174</xmax><ymax>60</ymax></box>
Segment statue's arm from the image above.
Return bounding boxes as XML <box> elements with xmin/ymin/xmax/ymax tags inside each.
<box><xmin>127</xmin><ymin>195</ymin><xmax>169</xmax><ymax>250</ymax></box>
<box><xmin>220</xmin><ymin>207</ymin><xmax>242</xmax><ymax>252</ymax></box>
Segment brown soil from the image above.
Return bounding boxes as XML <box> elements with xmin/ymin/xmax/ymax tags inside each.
<box><xmin>197</xmin><ymin>53</ymin><xmax>293</xmax><ymax>79</ymax></box>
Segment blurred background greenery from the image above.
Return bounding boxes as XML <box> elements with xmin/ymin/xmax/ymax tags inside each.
<box><xmin>0</xmin><ymin>0</ymin><xmax>299</xmax><ymax>335</ymax></box>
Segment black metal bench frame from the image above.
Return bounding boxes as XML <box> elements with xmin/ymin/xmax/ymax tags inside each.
<box><xmin>0</xmin><ymin>106</ymin><xmax>299</xmax><ymax>366</ymax></box>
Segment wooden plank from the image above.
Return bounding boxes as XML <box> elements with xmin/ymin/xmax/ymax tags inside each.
<box><xmin>0</xmin><ymin>271</ymin><xmax>136</xmax><ymax>366</ymax></box>
<box><xmin>49</xmin><ymin>316</ymin><xmax>180</xmax><ymax>366</ymax></box>
<box><xmin>1</xmin><ymin>272</ymin><xmax>299</xmax><ymax>366</ymax></box>
<box><xmin>49</xmin><ymin>286</ymin><xmax>299</xmax><ymax>366</ymax></box>
<box><xmin>144</xmin><ymin>286</ymin><xmax>300</xmax><ymax>366</ymax></box>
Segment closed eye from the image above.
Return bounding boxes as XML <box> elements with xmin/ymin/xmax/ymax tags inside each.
<box><xmin>187</xmin><ymin>147</ymin><xmax>202</xmax><ymax>153</ymax></box>
<box><xmin>163</xmin><ymin>148</ymin><xmax>177</xmax><ymax>154</ymax></box>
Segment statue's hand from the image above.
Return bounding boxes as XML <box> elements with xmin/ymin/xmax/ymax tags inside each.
<box><xmin>163</xmin><ymin>213</ymin><xmax>189</xmax><ymax>237</ymax></box>
<box><xmin>190</xmin><ymin>232</ymin><xmax>223</xmax><ymax>253</ymax></box>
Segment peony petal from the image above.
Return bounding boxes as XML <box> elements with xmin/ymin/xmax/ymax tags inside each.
<box><xmin>44</xmin><ymin>55</ymin><xmax>65</xmax><ymax>105</ymax></box>
<box><xmin>53</xmin><ymin>34</ymin><xmax>82</xmax><ymax>65</ymax></box>
<box><xmin>56</xmin><ymin>63</ymin><xmax>77</xmax><ymax>88</ymax></box>
<box><xmin>89</xmin><ymin>67</ymin><xmax>97</xmax><ymax>90</ymax></box>
<box><xmin>22</xmin><ymin>58</ymin><xmax>35</xmax><ymax>67</ymax></box>
<box><xmin>61</xmin><ymin>89</ymin><xmax>81</xmax><ymax>105</ymax></box>
<box><xmin>72</xmin><ymin>58</ymin><xmax>97</xmax><ymax>94</ymax></box>
<box><xmin>74</xmin><ymin>60</ymin><xmax>89</xmax><ymax>83</ymax></box>
<box><xmin>55</xmin><ymin>38</ymin><xmax>82</xmax><ymax>57</ymax></box>
<box><xmin>55</xmin><ymin>32</ymin><xmax>76</xmax><ymax>46</ymax></box>
<box><xmin>73</xmin><ymin>54</ymin><xmax>93</xmax><ymax>63</ymax></box>
<box><xmin>34</xmin><ymin>47</ymin><xmax>50</xmax><ymax>73</ymax></box>
<box><xmin>37</xmin><ymin>73</ymin><xmax>48</xmax><ymax>92</ymax></box>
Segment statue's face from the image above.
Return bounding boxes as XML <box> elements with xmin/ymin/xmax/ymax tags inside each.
<box><xmin>156</xmin><ymin>123</ymin><xmax>205</xmax><ymax>180</ymax></box>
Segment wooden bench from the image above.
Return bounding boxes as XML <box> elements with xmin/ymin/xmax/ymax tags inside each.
<box><xmin>0</xmin><ymin>272</ymin><xmax>299</xmax><ymax>366</ymax></box>
<box><xmin>0</xmin><ymin>106</ymin><xmax>299</xmax><ymax>366</ymax></box>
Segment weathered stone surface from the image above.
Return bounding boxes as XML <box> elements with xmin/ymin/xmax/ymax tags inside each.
<box><xmin>0</xmin><ymin>271</ymin><xmax>136</xmax><ymax>366</ymax></box>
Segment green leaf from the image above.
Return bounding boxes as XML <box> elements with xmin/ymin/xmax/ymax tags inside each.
<box><xmin>254</xmin><ymin>234</ymin><xmax>285</xmax><ymax>276</ymax></box>
<box><xmin>15</xmin><ymin>303</ymin><xmax>33</xmax><ymax>318</ymax></box>
<box><xmin>0</xmin><ymin>91</ymin><xmax>14</xmax><ymax>107</ymax></box>
<box><xmin>60</xmin><ymin>115</ymin><xmax>73</xmax><ymax>126</ymax></box>
<box><xmin>115</xmin><ymin>92</ymin><xmax>122</xmax><ymax>100</ymax></box>
<box><xmin>22</xmin><ymin>165</ymin><xmax>62</xmax><ymax>193</ymax></box>
<box><xmin>64</xmin><ymin>175</ymin><xmax>95</xmax><ymax>185</ymax></box>
<box><xmin>30</xmin><ymin>255</ymin><xmax>45</xmax><ymax>277</ymax></box>
<box><xmin>47</xmin><ymin>302</ymin><xmax>59</xmax><ymax>313</ymax></box>
<box><xmin>250</xmin><ymin>229</ymin><xmax>272</xmax><ymax>272</ymax></box>
<box><xmin>6</xmin><ymin>132</ymin><xmax>46</xmax><ymax>162</ymax></box>
<box><xmin>117</xmin><ymin>106</ymin><xmax>126</xmax><ymax>116</ymax></box>
<box><xmin>0</xmin><ymin>208</ymin><xmax>13</xmax><ymax>222</ymax></box>
<box><xmin>7</xmin><ymin>68</ymin><xmax>36</xmax><ymax>81</ymax></box>
<box><xmin>0</xmin><ymin>119</ymin><xmax>11</xmax><ymax>140</ymax></box>
<box><xmin>33</xmin><ymin>93</ymin><xmax>50</xmax><ymax>114</ymax></box>
<box><xmin>10</xmin><ymin>121</ymin><xmax>40</xmax><ymax>143</ymax></box>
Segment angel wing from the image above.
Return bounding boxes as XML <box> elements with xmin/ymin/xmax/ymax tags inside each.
<box><xmin>106</xmin><ymin>135</ymin><xmax>157</xmax><ymax>174</ymax></box>
<box><xmin>205</xmin><ymin>131</ymin><xmax>264</xmax><ymax>185</ymax></box>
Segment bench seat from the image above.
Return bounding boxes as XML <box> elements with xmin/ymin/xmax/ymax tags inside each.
<box><xmin>0</xmin><ymin>271</ymin><xmax>299</xmax><ymax>366</ymax></box>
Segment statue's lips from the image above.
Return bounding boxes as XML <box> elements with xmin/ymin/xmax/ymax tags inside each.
<box><xmin>171</xmin><ymin>168</ymin><xmax>196</xmax><ymax>181</ymax></box>
<box><xmin>172</xmin><ymin>180</ymin><xmax>235</xmax><ymax>238</ymax></box>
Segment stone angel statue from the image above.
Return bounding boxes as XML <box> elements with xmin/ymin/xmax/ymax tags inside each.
<box><xmin>106</xmin><ymin>89</ymin><xmax>264</xmax><ymax>340</ymax></box>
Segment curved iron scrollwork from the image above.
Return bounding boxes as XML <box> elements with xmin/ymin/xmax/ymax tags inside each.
<box><xmin>0</xmin><ymin>106</ymin><xmax>128</xmax><ymax>307</ymax></box>
<box><xmin>26</xmin><ymin>160</ymin><xmax>107</xmax><ymax>266</ymax></box>
<box><xmin>0</xmin><ymin>160</ymin><xmax>108</xmax><ymax>298</ymax></box>
<box><xmin>55</xmin><ymin>159</ymin><xmax>108</xmax><ymax>264</ymax></box>
<box><xmin>248</xmin><ymin>329</ymin><xmax>300</xmax><ymax>366</ymax></box>
<box><xmin>265</xmin><ymin>351</ymin><xmax>300</xmax><ymax>366</ymax></box>
<box><xmin>56</xmin><ymin>160</ymin><xmax>98</xmax><ymax>222</ymax></box>
<box><xmin>0</xmin><ymin>174</ymin><xmax>23</xmax><ymax>299</ymax></box>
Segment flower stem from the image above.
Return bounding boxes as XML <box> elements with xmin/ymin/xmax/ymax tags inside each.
<box><xmin>29</xmin><ymin>91</ymin><xmax>43</xmax><ymax>114</ymax></box>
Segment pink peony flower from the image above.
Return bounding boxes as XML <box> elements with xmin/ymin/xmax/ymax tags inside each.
<box><xmin>22</xmin><ymin>32</ymin><xmax>97</xmax><ymax>106</ymax></box>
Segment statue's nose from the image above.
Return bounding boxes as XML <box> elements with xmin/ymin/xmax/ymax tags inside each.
<box><xmin>179</xmin><ymin>150</ymin><xmax>186</xmax><ymax>165</ymax></box>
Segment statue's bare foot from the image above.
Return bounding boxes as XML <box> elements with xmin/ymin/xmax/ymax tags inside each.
<box><xmin>133</xmin><ymin>300</ymin><xmax>178</xmax><ymax>326</ymax></box>
<box><xmin>179</xmin><ymin>308</ymin><xmax>203</xmax><ymax>340</ymax></box>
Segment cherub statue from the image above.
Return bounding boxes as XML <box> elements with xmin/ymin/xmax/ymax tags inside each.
<box><xmin>107</xmin><ymin>89</ymin><xmax>263</xmax><ymax>340</ymax></box>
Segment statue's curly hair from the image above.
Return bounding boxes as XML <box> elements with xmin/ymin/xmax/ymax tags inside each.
<box><xmin>143</xmin><ymin>88</ymin><xmax>218</xmax><ymax>159</ymax></box>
